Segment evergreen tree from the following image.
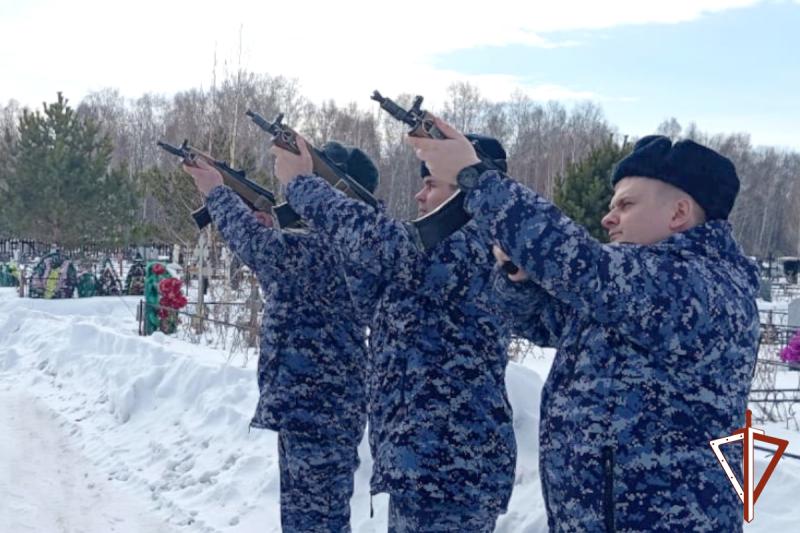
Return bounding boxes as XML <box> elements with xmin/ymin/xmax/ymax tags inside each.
<box><xmin>138</xmin><ymin>166</ymin><xmax>201</xmax><ymax>245</ymax></box>
<box><xmin>554</xmin><ymin>141</ymin><xmax>632</xmax><ymax>242</ymax></box>
<box><xmin>1</xmin><ymin>93</ymin><xmax>139</xmax><ymax>247</ymax></box>
<box><xmin>0</xmin><ymin>121</ymin><xmax>19</xmax><ymax>238</ymax></box>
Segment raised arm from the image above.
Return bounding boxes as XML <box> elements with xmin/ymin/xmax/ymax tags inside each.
<box><xmin>286</xmin><ymin>175</ymin><xmax>420</xmax><ymax>286</ymax></box>
<box><xmin>465</xmin><ymin>171</ymin><xmax>715</xmax><ymax>349</ymax></box>
<box><xmin>205</xmin><ymin>185</ymin><xmax>291</xmax><ymax>273</ymax></box>
<box><xmin>491</xmin><ymin>270</ymin><xmax>569</xmax><ymax>348</ymax></box>
<box><xmin>272</xmin><ymin>136</ymin><xmax>422</xmax><ymax>286</ymax></box>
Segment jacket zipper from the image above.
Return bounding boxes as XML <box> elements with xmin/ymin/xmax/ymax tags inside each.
<box><xmin>603</xmin><ymin>446</ymin><xmax>615</xmax><ymax>533</ymax></box>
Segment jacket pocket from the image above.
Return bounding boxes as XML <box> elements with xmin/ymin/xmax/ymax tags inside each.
<box><xmin>603</xmin><ymin>446</ymin><xmax>615</xmax><ymax>533</ymax></box>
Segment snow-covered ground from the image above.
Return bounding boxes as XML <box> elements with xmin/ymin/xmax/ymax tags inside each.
<box><xmin>0</xmin><ymin>287</ymin><xmax>799</xmax><ymax>532</ymax></box>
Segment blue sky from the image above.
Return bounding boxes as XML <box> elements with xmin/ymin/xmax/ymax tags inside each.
<box><xmin>433</xmin><ymin>1</ymin><xmax>799</xmax><ymax>149</ymax></box>
<box><xmin>0</xmin><ymin>0</ymin><xmax>797</xmax><ymax>149</ymax></box>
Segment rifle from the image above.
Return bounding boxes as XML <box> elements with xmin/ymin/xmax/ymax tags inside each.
<box><xmin>370</xmin><ymin>92</ymin><xmax>447</xmax><ymax>140</ymax></box>
<box><xmin>156</xmin><ymin>139</ymin><xmax>301</xmax><ymax>229</ymax></box>
<box><xmin>372</xmin><ymin>92</ymin><xmax>507</xmax><ymax>169</ymax></box>
<box><xmin>370</xmin><ymin>91</ymin><xmax>519</xmax><ymax>274</ymax></box>
<box><xmin>245</xmin><ymin>110</ymin><xmax>379</xmax><ymax>209</ymax></box>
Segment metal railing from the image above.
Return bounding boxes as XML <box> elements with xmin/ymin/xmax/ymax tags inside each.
<box><xmin>137</xmin><ymin>299</ymin><xmax>260</xmax><ymax>366</ymax></box>
<box><xmin>751</xmin><ymin>321</ymin><xmax>800</xmax><ymax>429</ymax></box>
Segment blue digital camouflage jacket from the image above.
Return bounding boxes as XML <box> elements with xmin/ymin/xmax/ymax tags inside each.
<box><xmin>286</xmin><ymin>175</ymin><xmax>516</xmax><ymax>513</ymax></box>
<box><xmin>465</xmin><ymin>171</ymin><xmax>760</xmax><ymax>532</ymax></box>
<box><xmin>206</xmin><ymin>186</ymin><xmax>367</xmax><ymax>442</ymax></box>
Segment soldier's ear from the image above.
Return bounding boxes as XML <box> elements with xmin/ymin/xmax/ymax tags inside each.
<box><xmin>669</xmin><ymin>196</ymin><xmax>695</xmax><ymax>231</ymax></box>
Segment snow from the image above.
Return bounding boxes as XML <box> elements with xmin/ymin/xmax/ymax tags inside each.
<box><xmin>0</xmin><ymin>391</ymin><xmax>174</xmax><ymax>533</ymax></box>
<box><xmin>1</xmin><ymin>286</ymin><xmax>799</xmax><ymax>531</ymax></box>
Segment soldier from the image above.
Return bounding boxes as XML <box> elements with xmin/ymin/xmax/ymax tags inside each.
<box><xmin>271</xmin><ymin>134</ymin><xmax>516</xmax><ymax>532</ymax></box>
<box><xmin>182</xmin><ymin>142</ymin><xmax>378</xmax><ymax>532</ymax></box>
<box><xmin>410</xmin><ymin>122</ymin><xmax>759</xmax><ymax>532</ymax></box>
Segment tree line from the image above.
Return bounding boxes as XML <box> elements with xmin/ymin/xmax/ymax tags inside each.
<box><xmin>0</xmin><ymin>73</ymin><xmax>797</xmax><ymax>258</ymax></box>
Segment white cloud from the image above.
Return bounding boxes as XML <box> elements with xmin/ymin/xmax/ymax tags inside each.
<box><xmin>0</xmin><ymin>0</ymin><xmax>761</xmax><ymax>110</ymax></box>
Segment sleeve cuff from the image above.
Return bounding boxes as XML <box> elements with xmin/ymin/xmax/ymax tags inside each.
<box><xmin>206</xmin><ymin>184</ymin><xmax>230</xmax><ymax>204</ymax></box>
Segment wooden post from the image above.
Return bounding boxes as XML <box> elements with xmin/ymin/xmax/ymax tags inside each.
<box><xmin>247</xmin><ymin>273</ymin><xmax>261</xmax><ymax>348</ymax></box>
<box><xmin>193</xmin><ymin>231</ymin><xmax>207</xmax><ymax>334</ymax></box>
<box><xmin>18</xmin><ymin>266</ymin><xmax>25</xmax><ymax>298</ymax></box>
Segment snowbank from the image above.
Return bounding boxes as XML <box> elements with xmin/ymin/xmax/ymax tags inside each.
<box><xmin>0</xmin><ymin>288</ymin><xmax>548</xmax><ymax>532</ymax></box>
<box><xmin>2</xmin><ymin>287</ymin><xmax>799</xmax><ymax>532</ymax></box>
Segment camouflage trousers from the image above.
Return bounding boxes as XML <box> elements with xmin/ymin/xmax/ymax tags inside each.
<box><xmin>278</xmin><ymin>431</ymin><xmax>360</xmax><ymax>533</ymax></box>
<box><xmin>387</xmin><ymin>494</ymin><xmax>499</xmax><ymax>533</ymax></box>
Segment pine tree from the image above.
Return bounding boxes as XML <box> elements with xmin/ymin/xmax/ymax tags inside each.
<box><xmin>137</xmin><ymin>166</ymin><xmax>202</xmax><ymax>245</ymax></box>
<box><xmin>0</xmin><ymin>121</ymin><xmax>19</xmax><ymax>238</ymax></box>
<box><xmin>1</xmin><ymin>93</ymin><xmax>139</xmax><ymax>246</ymax></box>
<box><xmin>553</xmin><ymin>141</ymin><xmax>632</xmax><ymax>242</ymax></box>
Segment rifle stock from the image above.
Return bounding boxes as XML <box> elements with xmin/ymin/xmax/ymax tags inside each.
<box><xmin>246</xmin><ymin>110</ymin><xmax>379</xmax><ymax>209</ymax></box>
<box><xmin>156</xmin><ymin>140</ymin><xmax>300</xmax><ymax>229</ymax></box>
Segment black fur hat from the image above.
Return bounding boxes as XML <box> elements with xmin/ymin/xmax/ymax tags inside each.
<box><xmin>321</xmin><ymin>141</ymin><xmax>379</xmax><ymax>193</ymax></box>
<box><xmin>611</xmin><ymin>135</ymin><xmax>739</xmax><ymax>220</ymax></box>
<box><xmin>420</xmin><ymin>133</ymin><xmax>508</xmax><ymax>178</ymax></box>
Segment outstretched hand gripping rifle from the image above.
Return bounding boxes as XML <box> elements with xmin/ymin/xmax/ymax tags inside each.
<box><xmin>156</xmin><ymin>139</ymin><xmax>300</xmax><ymax>229</ymax></box>
<box><xmin>245</xmin><ymin>111</ymin><xmax>379</xmax><ymax>209</ymax></box>
<box><xmin>370</xmin><ymin>91</ymin><xmax>519</xmax><ymax>273</ymax></box>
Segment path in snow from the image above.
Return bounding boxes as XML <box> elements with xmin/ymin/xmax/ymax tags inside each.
<box><xmin>0</xmin><ymin>390</ymin><xmax>178</xmax><ymax>533</ymax></box>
